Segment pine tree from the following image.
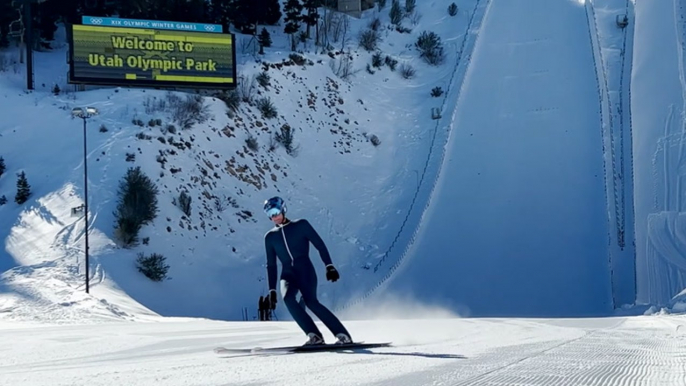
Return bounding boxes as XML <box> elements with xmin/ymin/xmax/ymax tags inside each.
<box><xmin>15</xmin><ymin>171</ymin><xmax>31</xmax><ymax>205</ymax></box>
<box><xmin>136</xmin><ymin>252</ymin><xmax>170</xmax><ymax>281</ymax></box>
<box><xmin>51</xmin><ymin>0</ymin><xmax>99</xmax><ymax>25</ymax></box>
<box><xmin>30</xmin><ymin>0</ymin><xmax>61</xmax><ymax>48</ymax></box>
<box><xmin>117</xmin><ymin>0</ymin><xmax>206</xmax><ymax>23</ymax></box>
<box><xmin>0</xmin><ymin>0</ymin><xmax>16</xmax><ymax>49</ymax></box>
<box><xmin>117</xmin><ymin>0</ymin><xmax>149</xmax><ymax>19</ymax></box>
<box><xmin>258</xmin><ymin>27</ymin><xmax>272</xmax><ymax>54</ymax></box>
<box><xmin>0</xmin><ymin>156</ymin><xmax>5</xmax><ymax>178</ymax></box>
<box><xmin>182</xmin><ymin>0</ymin><xmax>210</xmax><ymax>23</ymax></box>
<box><xmin>301</xmin><ymin>0</ymin><xmax>319</xmax><ymax>39</ymax></box>
<box><xmin>231</xmin><ymin>0</ymin><xmax>258</xmax><ymax>35</ymax></box>
<box><xmin>283</xmin><ymin>0</ymin><xmax>303</xmax><ymax>51</ymax></box>
<box><xmin>259</xmin><ymin>0</ymin><xmax>282</xmax><ymax>25</ymax></box>
<box><xmin>209</xmin><ymin>0</ymin><xmax>233</xmax><ymax>29</ymax></box>
<box><xmin>113</xmin><ymin>166</ymin><xmax>159</xmax><ymax>247</ymax></box>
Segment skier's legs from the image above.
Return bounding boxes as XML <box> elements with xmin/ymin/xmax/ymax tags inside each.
<box><xmin>281</xmin><ymin>278</ymin><xmax>322</xmax><ymax>337</ymax></box>
<box><xmin>298</xmin><ymin>264</ymin><xmax>351</xmax><ymax>338</ymax></box>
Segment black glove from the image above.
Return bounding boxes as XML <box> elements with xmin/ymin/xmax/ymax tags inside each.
<box><xmin>326</xmin><ymin>265</ymin><xmax>340</xmax><ymax>282</ymax></box>
<box><xmin>268</xmin><ymin>290</ymin><xmax>278</xmax><ymax>309</ymax></box>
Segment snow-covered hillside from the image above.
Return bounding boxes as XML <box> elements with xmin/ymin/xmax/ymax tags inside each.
<box><xmin>0</xmin><ymin>1</ymin><xmax>473</xmax><ymax>323</ymax></box>
<box><xmin>2</xmin><ymin>0</ymin><xmax>686</xmax><ymax>327</ymax></box>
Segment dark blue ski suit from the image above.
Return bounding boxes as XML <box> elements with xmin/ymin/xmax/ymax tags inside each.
<box><xmin>265</xmin><ymin>218</ymin><xmax>350</xmax><ymax>339</ymax></box>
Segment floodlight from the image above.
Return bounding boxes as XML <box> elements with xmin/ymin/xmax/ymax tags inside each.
<box><xmin>72</xmin><ymin>106</ymin><xmax>99</xmax><ymax>118</ymax></box>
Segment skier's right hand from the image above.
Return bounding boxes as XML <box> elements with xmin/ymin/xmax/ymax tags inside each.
<box><xmin>326</xmin><ymin>265</ymin><xmax>340</xmax><ymax>282</ymax></box>
<box><xmin>268</xmin><ymin>289</ymin><xmax>278</xmax><ymax>309</ymax></box>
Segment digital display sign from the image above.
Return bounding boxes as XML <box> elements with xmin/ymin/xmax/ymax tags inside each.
<box><xmin>67</xmin><ymin>22</ymin><xmax>236</xmax><ymax>89</ymax></box>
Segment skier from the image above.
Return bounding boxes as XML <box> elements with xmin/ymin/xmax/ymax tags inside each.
<box><xmin>262</xmin><ymin>196</ymin><xmax>353</xmax><ymax>345</ymax></box>
<box><xmin>258</xmin><ymin>296</ymin><xmax>265</xmax><ymax>321</ymax></box>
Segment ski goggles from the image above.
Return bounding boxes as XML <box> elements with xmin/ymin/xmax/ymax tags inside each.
<box><xmin>265</xmin><ymin>207</ymin><xmax>283</xmax><ymax>218</ymax></box>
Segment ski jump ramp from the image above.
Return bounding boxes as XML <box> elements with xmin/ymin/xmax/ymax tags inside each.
<box><xmin>374</xmin><ymin>0</ymin><xmax>613</xmax><ymax>317</ymax></box>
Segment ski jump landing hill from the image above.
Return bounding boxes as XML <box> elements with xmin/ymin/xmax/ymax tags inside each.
<box><xmin>360</xmin><ymin>0</ymin><xmax>631</xmax><ymax>318</ymax></box>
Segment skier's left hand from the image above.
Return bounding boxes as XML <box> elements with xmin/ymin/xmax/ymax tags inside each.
<box><xmin>326</xmin><ymin>265</ymin><xmax>340</xmax><ymax>282</ymax></box>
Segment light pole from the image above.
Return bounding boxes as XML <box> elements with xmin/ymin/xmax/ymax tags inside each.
<box><xmin>24</xmin><ymin>0</ymin><xmax>34</xmax><ymax>90</ymax></box>
<box><xmin>72</xmin><ymin>107</ymin><xmax>99</xmax><ymax>294</ymax></box>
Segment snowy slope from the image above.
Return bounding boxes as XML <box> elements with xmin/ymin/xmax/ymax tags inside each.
<box><xmin>0</xmin><ymin>2</ymin><xmax>475</xmax><ymax>323</ymax></box>
<box><xmin>363</xmin><ymin>0</ymin><xmax>613</xmax><ymax>317</ymax></box>
<box><xmin>1</xmin><ymin>314</ymin><xmax>684</xmax><ymax>386</ymax></box>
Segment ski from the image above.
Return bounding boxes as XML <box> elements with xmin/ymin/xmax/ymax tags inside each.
<box><xmin>214</xmin><ymin>341</ymin><xmax>392</xmax><ymax>355</ymax></box>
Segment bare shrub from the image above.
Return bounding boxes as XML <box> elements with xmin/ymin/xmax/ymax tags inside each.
<box><xmin>368</xmin><ymin>17</ymin><xmax>381</xmax><ymax>31</ymax></box>
<box><xmin>214</xmin><ymin>196</ymin><xmax>226</xmax><ymax>212</ymax></box>
<box><xmin>408</xmin><ymin>11</ymin><xmax>422</xmax><ymax>25</ymax></box>
<box><xmin>431</xmin><ymin>86</ymin><xmax>444</xmax><ymax>97</ymax></box>
<box><xmin>217</xmin><ymin>90</ymin><xmax>240</xmax><ymax>114</ymax></box>
<box><xmin>359</xmin><ymin>29</ymin><xmax>381</xmax><ymax>52</ymax></box>
<box><xmin>369</xmin><ymin>134</ymin><xmax>381</xmax><ymax>146</ymax></box>
<box><xmin>405</xmin><ymin>0</ymin><xmax>416</xmax><ymax>13</ymax></box>
<box><xmin>339</xmin><ymin>13</ymin><xmax>351</xmax><ymax>49</ymax></box>
<box><xmin>390</xmin><ymin>0</ymin><xmax>403</xmax><ymax>25</ymax></box>
<box><xmin>238</xmin><ymin>74</ymin><xmax>257</xmax><ymax>103</ymax></box>
<box><xmin>0</xmin><ymin>52</ymin><xmax>19</xmax><ymax>73</ymax></box>
<box><xmin>256</xmin><ymin>71</ymin><xmax>270</xmax><ymax>88</ymax></box>
<box><xmin>289</xmin><ymin>53</ymin><xmax>307</xmax><ymax>66</ymax></box>
<box><xmin>400</xmin><ymin>63</ymin><xmax>416</xmax><ymax>79</ymax></box>
<box><xmin>143</xmin><ymin>96</ymin><xmax>167</xmax><ymax>115</ymax></box>
<box><xmin>174</xmin><ymin>190</ymin><xmax>192</xmax><ymax>216</ymax></box>
<box><xmin>416</xmin><ymin>31</ymin><xmax>445</xmax><ymax>65</ymax></box>
<box><xmin>331</xmin><ymin>53</ymin><xmax>357</xmax><ymax>80</ymax></box>
<box><xmin>165</xmin><ymin>93</ymin><xmax>210</xmax><ymax>130</ymax></box>
<box><xmin>275</xmin><ymin>124</ymin><xmax>297</xmax><ymax>155</ymax></box>
<box><xmin>268</xmin><ymin>135</ymin><xmax>278</xmax><ymax>152</ymax></box>
<box><xmin>328</xmin><ymin>12</ymin><xmax>345</xmax><ymax>42</ymax></box>
<box><xmin>372</xmin><ymin>52</ymin><xmax>384</xmax><ymax>68</ymax></box>
<box><xmin>246</xmin><ymin>136</ymin><xmax>259</xmax><ymax>151</ymax></box>
<box><xmin>385</xmin><ymin>55</ymin><xmax>398</xmax><ymax>71</ymax></box>
<box><xmin>256</xmin><ymin>97</ymin><xmax>278</xmax><ymax>119</ymax></box>
<box><xmin>240</xmin><ymin>35</ymin><xmax>258</xmax><ymax>56</ymax></box>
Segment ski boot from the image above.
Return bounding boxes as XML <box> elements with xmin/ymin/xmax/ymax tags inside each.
<box><xmin>335</xmin><ymin>333</ymin><xmax>352</xmax><ymax>345</ymax></box>
<box><xmin>304</xmin><ymin>333</ymin><xmax>324</xmax><ymax>346</ymax></box>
